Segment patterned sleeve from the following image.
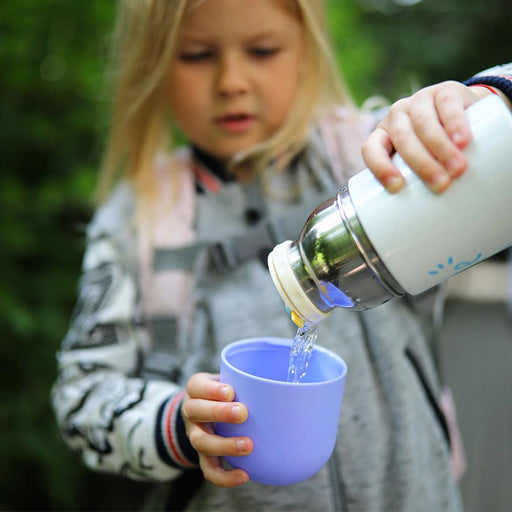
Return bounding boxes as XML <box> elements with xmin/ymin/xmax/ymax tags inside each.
<box><xmin>50</xmin><ymin>183</ymin><xmax>198</xmax><ymax>482</ymax></box>
<box><xmin>463</xmin><ymin>63</ymin><xmax>512</xmax><ymax>103</ymax></box>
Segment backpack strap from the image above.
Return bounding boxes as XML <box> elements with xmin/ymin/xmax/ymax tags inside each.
<box><xmin>317</xmin><ymin>106</ymin><xmax>376</xmax><ymax>183</ymax></box>
<box><xmin>153</xmin><ymin>212</ymin><xmax>296</xmax><ymax>274</ymax></box>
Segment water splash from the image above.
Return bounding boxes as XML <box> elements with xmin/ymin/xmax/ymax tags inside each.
<box><xmin>287</xmin><ymin>322</ymin><xmax>318</xmax><ymax>383</ymax></box>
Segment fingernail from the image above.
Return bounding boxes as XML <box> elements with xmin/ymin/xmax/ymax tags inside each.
<box><xmin>231</xmin><ymin>405</ymin><xmax>242</xmax><ymax>421</ymax></box>
<box><xmin>236</xmin><ymin>439</ymin><xmax>247</xmax><ymax>452</ymax></box>
<box><xmin>235</xmin><ymin>472</ymin><xmax>249</xmax><ymax>485</ymax></box>
<box><xmin>220</xmin><ymin>386</ymin><xmax>230</xmax><ymax>400</ymax></box>
<box><xmin>446</xmin><ymin>156</ymin><xmax>463</xmax><ymax>176</ymax></box>
<box><xmin>452</xmin><ymin>132</ymin><xmax>464</xmax><ymax>146</ymax></box>
<box><xmin>429</xmin><ymin>173</ymin><xmax>450</xmax><ymax>193</ymax></box>
<box><xmin>385</xmin><ymin>175</ymin><xmax>404</xmax><ymax>193</ymax></box>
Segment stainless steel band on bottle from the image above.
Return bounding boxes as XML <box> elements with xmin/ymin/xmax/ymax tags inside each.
<box><xmin>335</xmin><ymin>186</ymin><xmax>405</xmax><ymax>307</ymax></box>
<box><xmin>293</xmin><ymin>187</ymin><xmax>404</xmax><ymax>313</ymax></box>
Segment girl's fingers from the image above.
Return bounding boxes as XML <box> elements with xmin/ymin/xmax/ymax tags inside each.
<box><xmin>363</xmin><ymin>81</ymin><xmax>487</xmax><ymax>194</ymax></box>
<box><xmin>188</xmin><ymin>423</ymin><xmax>253</xmax><ymax>487</ymax></box>
<box><xmin>188</xmin><ymin>423</ymin><xmax>253</xmax><ymax>457</ymax></box>
<box><xmin>199</xmin><ymin>455</ymin><xmax>250</xmax><ymax>488</ymax></box>
<box><xmin>383</xmin><ymin>110</ymin><xmax>452</xmax><ymax>193</ymax></box>
<box><xmin>432</xmin><ymin>81</ymin><xmax>476</xmax><ymax>149</ymax></box>
<box><xmin>361</xmin><ymin>127</ymin><xmax>404</xmax><ymax>192</ymax></box>
<box><xmin>182</xmin><ymin>373</ymin><xmax>253</xmax><ymax>488</ymax></box>
<box><xmin>186</xmin><ymin>372</ymin><xmax>234</xmax><ymax>402</ymax></box>
<box><xmin>407</xmin><ymin>99</ymin><xmax>467</xmax><ymax>180</ymax></box>
<box><xmin>182</xmin><ymin>397</ymin><xmax>248</xmax><ymax>424</ymax></box>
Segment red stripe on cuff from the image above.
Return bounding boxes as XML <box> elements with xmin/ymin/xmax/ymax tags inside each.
<box><xmin>164</xmin><ymin>391</ymin><xmax>196</xmax><ymax>468</ymax></box>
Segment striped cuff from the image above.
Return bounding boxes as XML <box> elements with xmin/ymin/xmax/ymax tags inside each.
<box><xmin>155</xmin><ymin>391</ymin><xmax>199</xmax><ymax>469</ymax></box>
<box><xmin>464</xmin><ymin>75</ymin><xmax>512</xmax><ymax>104</ymax></box>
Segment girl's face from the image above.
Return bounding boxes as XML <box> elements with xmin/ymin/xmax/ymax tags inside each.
<box><xmin>167</xmin><ymin>0</ymin><xmax>304</xmax><ymax>163</ymax></box>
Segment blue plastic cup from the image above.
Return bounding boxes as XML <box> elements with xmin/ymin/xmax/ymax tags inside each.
<box><xmin>216</xmin><ymin>337</ymin><xmax>347</xmax><ymax>486</ymax></box>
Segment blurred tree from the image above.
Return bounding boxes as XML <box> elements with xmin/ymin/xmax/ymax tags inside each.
<box><xmin>0</xmin><ymin>1</ymin><xmax>116</xmax><ymax>509</ymax></box>
<box><xmin>329</xmin><ymin>0</ymin><xmax>511</xmax><ymax>103</ymax></box>
<box><xmin>0</xmin><ymin>0</ymin><xmax>509</xmax><ymax>510</ymax></box>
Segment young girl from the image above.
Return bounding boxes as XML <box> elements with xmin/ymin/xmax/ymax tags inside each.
<box><xmin>51</xmin><ymin>0</ymin><xmax>512</xmax><ymax>510</ymax></box>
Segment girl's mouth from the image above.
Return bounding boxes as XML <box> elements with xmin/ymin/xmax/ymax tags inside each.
<box><xmin>216</xmin><ymin>113</ymin><xmax>255</xmax><ymax>134</ymax></box>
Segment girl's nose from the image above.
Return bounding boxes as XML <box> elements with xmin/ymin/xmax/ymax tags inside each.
<box><xmin>216</xmin><ymin>54</ymin><xmax>249</xmax><ymax>97</ymax></box>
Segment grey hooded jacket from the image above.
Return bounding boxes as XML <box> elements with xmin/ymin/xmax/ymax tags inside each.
<box><xmin>52</xmin><ymin>107</ymin><xmax>463</xmax><ymax>511</ymax></box>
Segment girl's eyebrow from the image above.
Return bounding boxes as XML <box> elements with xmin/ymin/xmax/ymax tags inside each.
<box><xmin>178</xmin><ymin>29</ymin><xmax>283</xmax><ymax>46</ymax></box>
<box><xmin>175</xmin><ymin>33</ymin><xmax>212</xmax><ymax>47</ymax></box>
<box><xmin>246</xmin><ymin>30</ymin><xmax>283</xmax><ymax>43</ymax></box>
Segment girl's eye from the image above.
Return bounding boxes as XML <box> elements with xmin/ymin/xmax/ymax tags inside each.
<box><xmin>179</xmin><ymin>51</ymin><xmax>213</xmax><ymax>62</ymax></box>
<box><xmin>250</xmin><ymin>47</ymin><xmax>280</xmax><ymax>58</ymax></box>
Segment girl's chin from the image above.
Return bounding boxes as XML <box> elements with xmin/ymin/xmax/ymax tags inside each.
<box><xmin>199</xmin><ymin>132</ymin><xmax>272</xmax><ymax>163</ymax></box>
<box><xmin>205</xmin><ymin>143</ymin><xmax>258</xmax><ymax>163</ymax></box>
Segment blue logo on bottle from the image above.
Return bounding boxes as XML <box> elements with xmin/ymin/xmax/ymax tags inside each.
<box><xmin>428</xmin><ymin>253</ymin><xmax>482</xmax><ymax>276</ymax></box>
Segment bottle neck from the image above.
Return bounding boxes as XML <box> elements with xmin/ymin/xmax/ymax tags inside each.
<box><xmin>268</xmin><ymin>187</ymin><xmax>405</xmax><ymax>325</ymax></box>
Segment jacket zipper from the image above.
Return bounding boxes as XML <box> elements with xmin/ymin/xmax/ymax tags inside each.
<box><xmin>328</xmin><ymin>450</ymin><xmax>346</xmax><ymax>512</ymax></box>
<box><xmin>404</xmin><ymin>347</ymin><xmax>451</xmax><ymax>448</ymax></box>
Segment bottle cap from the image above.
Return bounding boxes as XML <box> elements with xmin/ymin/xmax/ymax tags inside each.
<box><xmin>267</xmin><ymin>241</ymin><xmax>330</xmax><ymax>325</ymax></box>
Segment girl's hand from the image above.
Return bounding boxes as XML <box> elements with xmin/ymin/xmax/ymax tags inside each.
<box><xmin>362</xmin><ymin>81</ymin><xmax>492</xmax><ymax>193</ymax></box>
<box><xmin>181</xmin><ymin>372</ymin><xmax>254</xmax><ymax>488</ymax></box>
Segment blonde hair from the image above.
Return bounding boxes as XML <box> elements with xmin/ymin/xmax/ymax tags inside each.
<box><xmin>97</xmin><ymin>0</ymin><xmax>353</xmax><ymax>204</ymax></box>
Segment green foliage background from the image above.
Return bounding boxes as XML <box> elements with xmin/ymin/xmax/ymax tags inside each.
<box><xmin>0</xmin><ymin>0</ymin><xmax>509</xmax><ymax>510</ymax></box>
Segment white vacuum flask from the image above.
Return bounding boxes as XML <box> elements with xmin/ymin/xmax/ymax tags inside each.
<box><xmin>268</xmin><ymin>94</ymin><xmax>512</xmax><ymax>325</ymax></box>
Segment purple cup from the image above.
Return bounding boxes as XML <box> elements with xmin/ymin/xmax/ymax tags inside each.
<box><xmin>216</xmin><ymin>337</ymin><xmax>347</xmax><ymax>486</ymax></box>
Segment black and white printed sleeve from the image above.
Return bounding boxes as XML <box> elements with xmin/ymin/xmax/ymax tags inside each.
<box><xmin>51</xmin><ymin>184</ymin><xmax>198</xmax><ymax>481</ymax></box>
